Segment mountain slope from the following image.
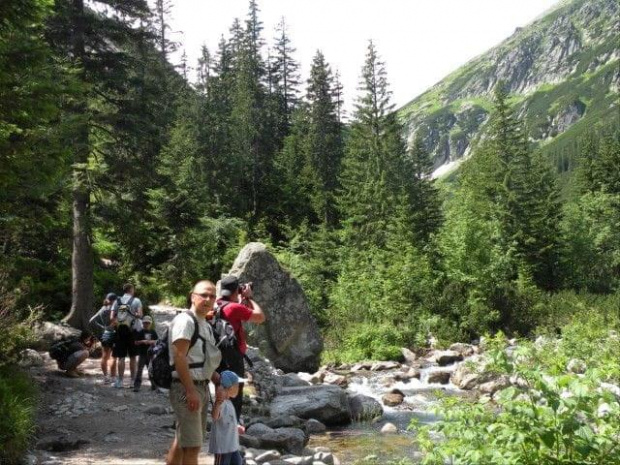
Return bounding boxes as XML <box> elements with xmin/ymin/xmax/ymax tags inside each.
<box><xmin>398</xmin><ymin>0</ymin><xmax>619</xmax><ymax>172</ymax></box>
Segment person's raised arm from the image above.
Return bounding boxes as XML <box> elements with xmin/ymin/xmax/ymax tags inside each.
<box><xmin>240</xmin><ymin>286</ymin><xmax>265</xmax><ymax>324</ymax></box>
<box><xmin>247</xmin><ymin>299</ymin><xmax>265</xmax><ymax>324</ymax></box>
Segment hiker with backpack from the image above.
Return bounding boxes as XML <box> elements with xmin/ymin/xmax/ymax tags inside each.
<box><xmin>88</xmin><ymin>292</ymin><xmax>117</xmax><ymax>384</ymax></box>
<box><xmin>215</xmin><ymin>275</ymin><xmax>265</xmax><ymax>424</ymax></box>
<box><xmin>109</xmin><ymin>283</ymin><xmax>143</xmax><ymax>389</ymax></box>
<box><xmin>49</xmin><ymin>331</ymin><xmax>95</xmax><ymax>378</ymax></box>
<box><xmin>132</xmin><ymin>314</ymin><xmax>158</xmax><ymax>392</ymax></box>
<box><xmin>166</xmin><ymin>280</ymin><xmax>222</xmax><ymax>465</ymax></box>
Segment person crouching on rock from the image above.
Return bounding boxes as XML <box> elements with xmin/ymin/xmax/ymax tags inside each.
<box><xmin>210</xmin><ymin>370</ymin><xmax>247</xmax><ymax>465</ymax></box>
<box><xmin>50</xmin><ymin>331</ymin><xmax>95</xmax><ymax>378</ymax></box>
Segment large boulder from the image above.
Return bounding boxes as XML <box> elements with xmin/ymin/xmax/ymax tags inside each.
<box><xmin>245</xmin><ymin>423</ymin><xmax>308</xmax><ymax>455</ymax></box>
<box><xmin>270</xmin><ymin>385</ymin><xmax>352</xmax><ymax>426</ymax></box>
<box><xmin>226</xmin><ymin>242</ymin><xmax>323</xmax><ymax>373</ymax></box>
<box><xmin>31</xmin><ymin>322</ymin><xmax>81</xmax><ymax>351</ymax></box>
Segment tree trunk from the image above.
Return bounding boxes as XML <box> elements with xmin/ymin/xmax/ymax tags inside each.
<box><xmin>63</xmin><ymin>0</ymin><xmax>94</xmax><ymax>330</ymax></box>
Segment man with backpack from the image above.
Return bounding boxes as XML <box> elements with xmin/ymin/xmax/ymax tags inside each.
<box><xmin>49</xmin><ymin>331</ymin><xmax>95</xmax><ymax>378</ymax></box>
<box><xmin>166</xmin><ymin>280</ymin><xmax>222</xmax><ymax>465</ymax></box>
<box><xmin>215</xmin><ymin>275</ymin><xmax>265</xmax><ymax>423</ymax></box>
<box><xmin>110</xmin><ymin>283</ymin><xmax>143</xmax><ymax>389</ymax></box>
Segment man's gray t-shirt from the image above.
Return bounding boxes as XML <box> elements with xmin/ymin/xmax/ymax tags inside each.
<box><xmin>208</xmin><ymin>399</ymin><xmax>239</xmax><ymax>454</ymax></box>
<box><xmin>168</xmin><ymin>310</ymin><xmax>221</xmax><ymax>381</ymax></box>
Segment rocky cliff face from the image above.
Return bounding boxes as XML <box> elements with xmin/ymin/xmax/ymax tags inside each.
<box><xmin>399</xmin><ymin>0</ymin><xmax>619</xmax><ymax>172</ymax></box>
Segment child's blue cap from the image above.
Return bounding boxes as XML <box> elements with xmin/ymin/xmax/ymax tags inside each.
<box><xmin>220</xmin><ymin>370</ymin><xmax>247</xmax><ymax>388</ymax></box>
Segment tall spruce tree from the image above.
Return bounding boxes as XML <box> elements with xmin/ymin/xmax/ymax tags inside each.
<box><xmin>47</xmin><ymin>0</ymin><xmax>157</xmax><ymax>328</ymax></box>
<box><xmin>339</xmin><ymin>41</ymin><xmax>412</xmax><ymax>248</ymax></box>
<box><xmin>270</xmin><ymin>17</ymin><xmax>300</xmax><ymax>143</ymax></box>
<box><xmin>305</xmin><ymin>51</ymin><xmax>343</xmax><ymax>228</ymax></box>
<box><xmin>408</xmin><ymin>134</ymin><xmax>443</xmax><ymax>246</ymax></box>
<box><xmin>0</xmin><ymin>0</ymin><xmax>69</xmax><ymax>309</ymax></box>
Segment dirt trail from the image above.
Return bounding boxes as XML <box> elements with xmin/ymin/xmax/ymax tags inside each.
<box><xmin>31</xmin><ymin>305</ymin><xmax>214</xmax><ymax>465</ymax></box>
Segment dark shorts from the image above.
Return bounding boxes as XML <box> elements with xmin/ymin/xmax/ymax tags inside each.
<box><xmin>214</xmin><ymin>451</ymin><xmax>243</xmax><ymax>465</ymax></box>
<box><xmin>112</xmin><ymin>325</ymin><xmax>138</xmax><ymax>358</ymax></box>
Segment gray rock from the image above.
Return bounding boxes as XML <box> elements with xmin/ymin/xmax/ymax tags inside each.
<box><xmin>240</xmin><ymin>434</ymin><xmax>262</xmax><ymax>449</ymax></box>
<box><xmin>144</xmin><ymin>405</ymin><xmax>168</xmax><ymax>415</ymax></box>
<box><xmin>478</xmin><ymin>375</ymin><xmax>511</xmax><ymax>395</ymax></box>
<box><xmin>304</xmin><ymin>418</ymin><xmax>327</xmax><ymax>434</ymax></box>
<box><xmin>226</xmin><ymin>243</ymin><xmax>323</xmax><ymax>373</ymax></box>
<box><xmin>283</xmin><ymin>457</ymin><xmax>313</xmax><ymax>465</ymax></box>
<box><xmin>256</xmin><ymin>450</ymin><xmax>282</xmax><ymax>462</ymax></box>
<box><xmin>448</xmin><ymin>343</ymin><xmax>475</xmax><ymax>357</ymax></box>
<box><xmin>18</xmin><ymin>349</ymin><xmax>45</xmax><ymax>368</ymax></box>
<box><xmin>432</xmin><ymin>350</ymin><xmax>463</xmax><ymax>366</ymax></box>
<box><xmin>270</xmin><ymin>385</ymin><xmax>351</xmax><ymax>425</ymax></box>
<box><xmin>380</xmin><ymin>423</ymin><xmax>398</xmax><ymax>434</ymax></box>
<box><xmin>265</xmin><ymin>415</ymin><xmax>306</xmax><ymax>429</ymax></box>
<box><xmin>348</xmin><ymin>394</ymin><xmax>383</xmax><ymax>422</ymax></box>
<box><xmin>297</xmin><ymin>372</ymin><xmax>322</xmax><ymax>385</ymax></box>
<box><xmin>370</xmin><ymin>361</ymin><xmax>400</xmax><ymax>371</ymax></box>
<box><xmin>567</xmin><ymin>359</ymin><xmax>587</xmax><ymax>374</ymax></box>
<box><xmin>322</xmin><ymin>372</ymin><xmax>347</xmax><ymax>387</ymax></box>
<box><xmin>281</xmin><ymin>373</ymin><xmax>312</xmax><ymax>387</ymax></box>
<box><xmin>31</xmin><ymin>322</ymin><xmax>81</xmax><ymax>351</ymax></box>
<box><xmin>426</xmin><ymin>371</ymin><xmax>452</xmax><ymax>385</ymax></box>
<box><xmin>350</xmin><ymin>362</ymin><xmax>372</xmax><ymax>372</ymax></box>
<box><xmin>382</xmin><ymin>391</ymin><xmax>405</xmax><ymax>407</ymax></box>
<box><xmin>401</xmin><ymin>348</ymin><xmax>417</xmax><ymax>364</ymax></box>
<box><xmin>313</xmin><ymin>452</ymin><xmax>334</xmax><ymax>465</ymax></box>
<box><xmin>249</xmin><ymin>426</ymin><xmax>308</xmax><ymax>455</ymax></box>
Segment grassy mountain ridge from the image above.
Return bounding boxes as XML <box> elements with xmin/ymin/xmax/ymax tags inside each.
<box><xmin>398</xmin><ymin>0</ymin><xmax>619</xmax><ymax>172</ymax></box>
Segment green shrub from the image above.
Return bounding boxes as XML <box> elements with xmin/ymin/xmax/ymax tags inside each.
<box><xmin>0</xmin><ymin>367</ymin><xmax>38</xmax><ymax>465</ymax></box>
<box><xmin>417</xmin><ymin>335</ymin><xmax>620</xmax><ymax>464</ymax></box>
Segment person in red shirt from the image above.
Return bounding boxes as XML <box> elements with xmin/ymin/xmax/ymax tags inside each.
<box><xmin>216</xmin><ymin>275</ymin><xmax>265</xmax><ymax>422</ymax></box>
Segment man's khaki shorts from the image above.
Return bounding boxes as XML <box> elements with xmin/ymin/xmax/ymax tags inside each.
<box><xmin>169</xmin><ymin>380</ymin><xmax>210</xmax><ymax>448</ymax></box>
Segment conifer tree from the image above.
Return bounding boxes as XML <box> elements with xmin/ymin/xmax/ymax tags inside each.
<box><xmin>48</xmin><ymin>0</ymin><xmax>158</xmax><ymax>328</ymax></box>
<box><xmin>408</xmin><ymin>134</ymin><xmax>443</xmax><ymax>245</ymax></box>
<box><xmin>270</xmin><ymin>17</ymin><xmax>300</xmax><ymax>139</ymax></box>
<box><xmin>305</xmin><ymin>51</ymin><xmax>344</xmax><ymax>228</ymax></box>
<box><xmin>339</xmin><ymin>41</ymin><xmax>412</xmax><ymax>248</ymax></box>
<box><xmin>0</xmin><ymin>0</ymin><xmax>68</xmax><ymax>308</ymax></box>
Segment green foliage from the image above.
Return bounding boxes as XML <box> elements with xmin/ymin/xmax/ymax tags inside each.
<box><xmin>418</xmin><ymin>321</ymin><xmax>620</xmax><ymax>464</ymax></box>
<box><xmin>0</xmin><ymin>367</ymin><xmax>39</xmax><ymax>465</ymax></box>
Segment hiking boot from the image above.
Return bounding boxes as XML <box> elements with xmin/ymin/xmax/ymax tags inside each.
<box><xmin>113</xmin><ymin>378</ymin><xmax>123</xmax><ymax>389</ymax></box>
<box><xmin>103</xmin><ymin>375</ymin><xmax>111</xmax><ymax>384</ymax></box>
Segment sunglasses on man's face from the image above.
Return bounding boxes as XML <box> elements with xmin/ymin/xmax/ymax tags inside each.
<box><xmin>193</xmin><ymin>292</ymin><xmax>216</xmax><ymax>299</ymax></box>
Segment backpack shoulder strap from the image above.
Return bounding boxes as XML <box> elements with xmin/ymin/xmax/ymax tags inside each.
<box><xmin>216</xmin><ymin>301</ymin><xmax>230</xmax><ymax>319</ymax></box>
<box><xmin>187</xmin><ymin>312</ymin><xmax>201</xmax><ymax>349</ymax></box>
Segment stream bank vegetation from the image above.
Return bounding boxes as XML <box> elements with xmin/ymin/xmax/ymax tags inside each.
<box><xmin>1</xmin><ymin>0</ymin><xmax>618</xmax><ymax>463</ymax></box>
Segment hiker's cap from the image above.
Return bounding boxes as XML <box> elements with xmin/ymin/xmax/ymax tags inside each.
<box><xmin>142</xmin><ymin>315</ymin><xmax>153</xmax><ymax>324</ymax></box>
<box><xmin>220</xmin><ymin>275</ymin><xmax>239</xmax><ymax>297</ymax></box>
<box><xmin>220</xmin><ymin>370</ymin><xmax>247</xmax><ymax>388</ymax></box>
<box><xmin>105</xmin><ymin>292</ymin><xmax>117</xmax><ymax>302</ymax></box>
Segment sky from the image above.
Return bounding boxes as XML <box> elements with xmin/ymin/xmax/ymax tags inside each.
<box><xmin>168</xmin><ymin>0</ymin><xmax>561</xmax><ymax>113</ymax></box>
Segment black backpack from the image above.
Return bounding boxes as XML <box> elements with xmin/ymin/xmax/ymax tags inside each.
<box><xmin>49</xmin><ymin>337</ymin><xmax>78</xmax><ymax>361</ymax></box>
<box><xmin>148</xmin><ymin>312</ymin><xmax>204</xmax><ymax>389</ymax></box>
<box><xmin>210</xmin><ymin>302</ymin><xmax>237</xmax><ymax>350</ymax></box>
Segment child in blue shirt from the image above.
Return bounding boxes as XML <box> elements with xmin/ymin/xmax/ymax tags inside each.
<box><xmin>209</xmin><ymin>370</ymin><xmax>246</xmax><ymax>465</ymax></box>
